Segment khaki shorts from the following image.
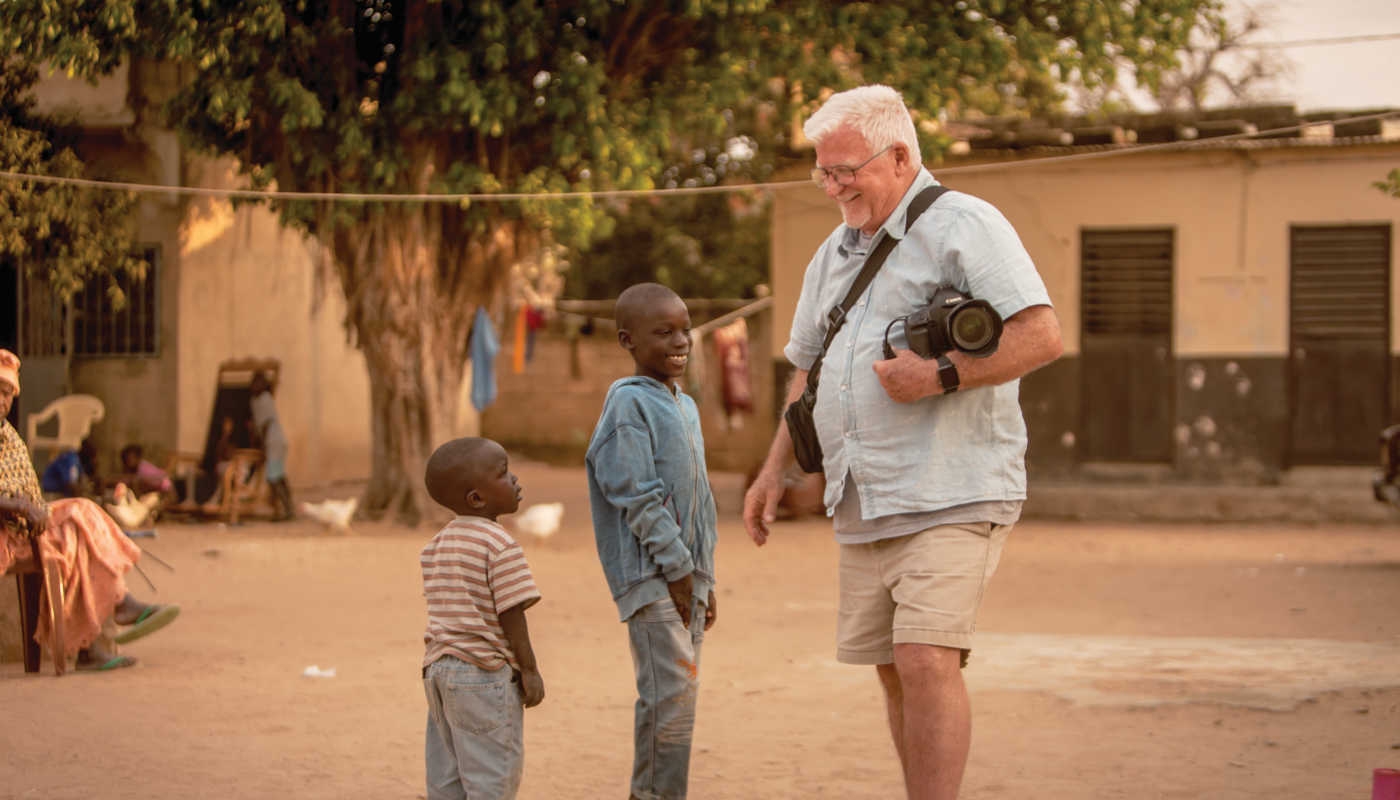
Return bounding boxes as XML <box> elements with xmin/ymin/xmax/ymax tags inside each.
<box><xmin>836</xmin><ymin>522</ymin><xmax>1012</xmax><ymax>666</ymax></box>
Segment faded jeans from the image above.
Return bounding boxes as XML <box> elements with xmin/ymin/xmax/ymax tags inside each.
<box><xmin>423</xmin><ymin>656</ymin><xmax>524</xmax><ymax>800</ymax></box>
<box><xmin>626</xmin><ymin>594</ymin><xmax>706</xmax><ymax>800</ymax></box>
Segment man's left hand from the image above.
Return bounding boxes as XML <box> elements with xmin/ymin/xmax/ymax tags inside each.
<box><xmin>873</xmin><ymin>347</ymin><xmax>939</xmax><ymax>402</ymax></box>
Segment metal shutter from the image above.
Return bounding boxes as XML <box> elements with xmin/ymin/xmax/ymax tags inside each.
<box><xmin>1082</xmin><ymin>229</ymin><xmax>1173</xmax><ymax>336</ymax></box>
<box><xmin>1289</xmin><ymin>225</ymin><xmax>1389</xmax><ymax>341</ymax></box>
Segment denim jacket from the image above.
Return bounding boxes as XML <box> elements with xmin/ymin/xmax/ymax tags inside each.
<box><xmin>586</xmin><ymin>376</ymin><xmax>718</xmax><ymax>622</ymax></box>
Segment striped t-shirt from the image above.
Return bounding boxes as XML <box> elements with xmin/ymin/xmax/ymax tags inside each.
<box><xmin>421</xmin><ymin>516</ymin><xmax>541</xmax><ymax>671</ymax></box>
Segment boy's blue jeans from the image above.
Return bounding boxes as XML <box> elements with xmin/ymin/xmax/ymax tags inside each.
<box><xmin>626</xmin><ymin>594</ymin><xmax>706</xmax><ymax>800</ymax></box>
<box><xmin>423</xmin><ymin>656</ymin><xmax>524</xmax><ymax>800</ymax></box>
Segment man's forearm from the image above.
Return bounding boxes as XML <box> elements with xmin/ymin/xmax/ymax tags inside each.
<box><xmin>944</xmin><ymin>305</ymin><xmax>1063</xmax><ymax>391</ymax></box>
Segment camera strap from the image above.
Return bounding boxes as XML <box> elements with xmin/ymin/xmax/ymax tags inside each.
<box><xmin>804</xmin><ymin>183</ymin><xmax>951</xmax><ymax>391</ymax></box>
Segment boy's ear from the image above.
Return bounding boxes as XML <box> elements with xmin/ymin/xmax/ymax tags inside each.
<box><xmin>617</xmin><ymin>328</ymin><xmax>634</xmax><ymax>351</ymax></box>
<box><xmin>466</xmin><ymin>489</ymin><xmax>484</xmax><ymax>509</ymax></box>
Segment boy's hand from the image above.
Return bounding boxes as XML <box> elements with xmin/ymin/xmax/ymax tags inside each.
<box><xmin>518</xmin><ymin>668</ymin><xmax>545</xmax><ymax>708</ymax></box>
<box><xmin>704</xmin><ymin>589</ymin><xmax>717</xmax><ymax>631</ymax></box>
<box><xmin>667</xmin><ymin>573</ymin><xmax>694</xmax><ymax>627</ymax></box>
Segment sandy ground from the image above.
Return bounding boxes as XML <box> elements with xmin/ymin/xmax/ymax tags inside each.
<box><xmin>3</xmin><ymin>460</ymin><xmax>1400</xmax><ymax>800</ymax></box>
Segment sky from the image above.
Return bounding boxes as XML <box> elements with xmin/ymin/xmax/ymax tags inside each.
<box><xmin>1236</xmin><ymin>0</ymin><xmax>1400</xmax><ymax>111</ymax></box>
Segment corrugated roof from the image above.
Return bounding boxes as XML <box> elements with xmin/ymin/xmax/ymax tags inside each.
<box><xmin>943</xmin><ymin>133</ymin><xmax>1400</xmax><ymax>165</ymax></box>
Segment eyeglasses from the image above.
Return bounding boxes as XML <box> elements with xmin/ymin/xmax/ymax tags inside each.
<box><xmin>811</xmin><ymin>145</ymin><xmax>894</xmax><ymax>189</ymax></box>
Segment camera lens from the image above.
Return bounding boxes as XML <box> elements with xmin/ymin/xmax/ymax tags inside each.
<box><xmin>950</xmin><ymin>308</ymin><xmax>995</xmax><ymax>350</ymax></box>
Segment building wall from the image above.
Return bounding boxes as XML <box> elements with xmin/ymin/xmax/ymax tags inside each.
<box><xmin>173</xmin><ymin>158</ymin><xmax>373</xmax><ymax>485</ymax></box>
<box><xmin>26</xmin><ymin>63</ymin><xmax>374</xmax><ymax>486</ymax></box>
<box><xmin>24</xmin><ymin>67</ymin><xmax>188</xmax><ymax>477</ymax></box>
<box><xmin>770</xmin><ymin>142</ymin><xmax>1400</xmax><ymax>479</ymax></box>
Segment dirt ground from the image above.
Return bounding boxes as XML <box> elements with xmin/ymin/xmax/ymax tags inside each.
<box><xmin>4</xmin><ymin>460</ymin><xmax>1399</xmax><ymax>800</ymax></box>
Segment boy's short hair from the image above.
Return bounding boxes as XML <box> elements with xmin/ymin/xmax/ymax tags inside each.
<box><xmin>120</xmin><ymin>443</ymin><xmax>143</xmax><ymax>460</ymax></box>
<box><xmin>424</xmin><ymin>437</ymin><xmax>496</xmax><ymax>509</ymax></box>
<box><xmin>614</xmin><ymin>282</ymin><xmax>683</xmax><ymax>332</ymax></box>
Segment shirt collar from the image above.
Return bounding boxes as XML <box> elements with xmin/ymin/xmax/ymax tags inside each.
<box><xmin>878</xmin><ymin>168</ymin><xmax>939</xmax><ymax>242</ymax></box>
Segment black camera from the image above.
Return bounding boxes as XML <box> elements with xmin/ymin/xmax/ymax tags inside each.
<box><xmin>883</xmin><ymin>286</ymin><xmax>1003</xmax><ymax>360</ymax></box>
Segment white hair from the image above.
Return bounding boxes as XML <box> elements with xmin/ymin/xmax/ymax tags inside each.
<box><xmin>803</xmin><ymin>84</ymin><xmax>922</xmax><ymax>165</ymax></box>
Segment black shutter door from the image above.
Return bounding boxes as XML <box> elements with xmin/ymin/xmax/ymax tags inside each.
<box><xmin>1081</xmin><ymin>229</ymin><xmax>1174</xmax><ymax>462</ymax></box>
<box><xmin>1289</xmin><ymin>224</ymin><xmax>1390</xmax><ymax>464</ymax></box>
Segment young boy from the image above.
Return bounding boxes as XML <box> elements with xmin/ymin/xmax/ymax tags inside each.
<box><xmin>420</xmin><ymin>437</ymin><xmax>544</xmax><ymax>800</ymax></box>
<box><xmin>117</xmin><ymin>443</ymin><xmax>177</xmax><ymax>510</ymax></box>
<box><xmin>586</xmin><ymin>282</ymin><xmax>719</xmax><ymax>800</ymax></box>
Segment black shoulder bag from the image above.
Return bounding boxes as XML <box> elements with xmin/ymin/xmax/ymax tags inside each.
<box><xmin>784</xmin><ymin>184</ymin><xmax>951</xmax><ymax>473</ymax></box>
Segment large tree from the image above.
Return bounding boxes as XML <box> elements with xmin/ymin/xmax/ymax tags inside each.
<box><xmin>1</xmin><ymin>0</ymin><xmax>1218</xmax><ymax>523</ymax></box>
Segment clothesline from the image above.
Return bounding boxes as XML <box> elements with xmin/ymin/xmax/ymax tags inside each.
<box><xmin>692</xmin><ymin>296</ymin><xmax>772</xmax><ymax>337</ymax></box>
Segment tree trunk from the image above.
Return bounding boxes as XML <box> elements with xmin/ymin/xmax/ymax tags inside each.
<box><xmin>359</xmin><ymin>317</ymin><xmax>465</xmax><ymax>527</ymax></box>
<box><xmin>323</xmin><ymin>182</ymin><xmax>532</xmax><ymax>525</ymax></box>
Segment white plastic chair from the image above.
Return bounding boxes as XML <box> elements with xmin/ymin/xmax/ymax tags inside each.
<box><xmin>25</xmin><ymin>394</ymin><xmax>105</xmax><ymax>458</ymax></box>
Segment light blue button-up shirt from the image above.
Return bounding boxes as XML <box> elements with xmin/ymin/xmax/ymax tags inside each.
<box><xmin>783</xmin><ymin>169</ymin><xmax>1052</xmax><ymax>525</ymax></box>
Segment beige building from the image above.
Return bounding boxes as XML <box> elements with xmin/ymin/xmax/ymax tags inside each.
<box><xmin>6</xmin><ymin>63</ymin><xmax>374</xmax><ymax>487</ymax></box>
<box><xmin>772</xmin><ymin>108</ymin><xmax>1400</xmax><ymax>481</ymax></box>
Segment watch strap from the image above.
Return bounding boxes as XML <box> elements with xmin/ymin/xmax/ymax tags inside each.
<box><xmin>935</xmin><ymin>354</ymin><xmax>960</xmax><ymax>394</ymax></box>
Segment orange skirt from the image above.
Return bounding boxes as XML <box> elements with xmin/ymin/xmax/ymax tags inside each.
<box><xmin>2</xmin><ymin>498</ymin><xmax>140</xmax><ymax>658</ymax></box>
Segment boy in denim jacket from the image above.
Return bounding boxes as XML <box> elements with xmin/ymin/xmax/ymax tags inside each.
<box><xmin>586</xmin><ymin>283</ymin><xmax>718</xmax><ymax>800</ymax></box>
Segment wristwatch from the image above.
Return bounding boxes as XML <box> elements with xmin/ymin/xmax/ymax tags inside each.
<box><xmin>935</xmin><ymin>354</ymin><xmax>960</xmax><ymax>394</ymax></box>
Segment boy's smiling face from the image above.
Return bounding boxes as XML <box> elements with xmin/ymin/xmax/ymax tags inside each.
<box><xmin>621</xmin><ymin>294</ymin><xmax>691</xmax><ymax>389</ymax></box>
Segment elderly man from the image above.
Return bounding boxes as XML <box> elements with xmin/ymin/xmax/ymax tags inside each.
<box><xmin>743</xmin><ymin>85</ymin><xmax>1062</xmax><ymax>800</ymax></box>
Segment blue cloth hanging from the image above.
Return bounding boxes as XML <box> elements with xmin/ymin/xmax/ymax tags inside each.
<box><xmin>470</xmin><ymin>307</ymin><xmax>500</xmax><ymax>412</ymax></box>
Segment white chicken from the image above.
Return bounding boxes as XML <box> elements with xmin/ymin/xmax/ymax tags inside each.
<box><xmin>513</xmin><ymin>502</ymin><xmax>564</xmax><ymax>540</ymax></box>
<box><xmin>300</xmin><ymin>497</ymin><xmax>359</xmax><ymax>532</ymax></box>
<box><xmin>105</xmin><ymin>483</ymin><xmax>162</xmax><ymax>530</ymax></box>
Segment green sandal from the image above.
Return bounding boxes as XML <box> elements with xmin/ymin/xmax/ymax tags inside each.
<box><xmin>113</xmin><ymin>604</ymin><xmax>182</xmax><ymax>644</ymax></box>
<box><xmin>76</xmin><ymin>654</ymin><xmax>138</xmax><ymax>671</ymax></box>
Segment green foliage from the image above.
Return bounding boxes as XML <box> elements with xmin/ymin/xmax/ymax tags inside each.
<box><xmin>3</xmin><ymin>0</ymin><xmax>1220</xmax><ymax>255</ymax></box>
<box><xmin>0</xmin><ymin>63</ymin><xmax>144</xmax><ymax>307</ymax></box>
<box><xmin>1376</xmin><ymin>168</ymin><xmax>1400</xmax><ymax>198</ymax></box>
<box><xmin>565</xmin><ymin>190</ymin><xmax>771</xmax><ymax>301</ymax></box>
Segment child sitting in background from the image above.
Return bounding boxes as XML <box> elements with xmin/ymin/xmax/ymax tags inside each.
<box><xmin>40</xmin><ymin>438</ymin><xmax>99</xmax><ymax>499</ymax></box>
<box><xmin>420</xmin><ymin>436</ymin><xmax>544</xmax><ymax>800</ymax></box>
<box><xmin>118</xmin><ymin>443</ymin><xmax>177</xmax><ymax>510</ymax></box>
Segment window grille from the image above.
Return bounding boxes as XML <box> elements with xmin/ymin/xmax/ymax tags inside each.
<box><xmin>20</xmin><ymin>245</ymin><xmax>160</xmax><ymax>357</ymax></box>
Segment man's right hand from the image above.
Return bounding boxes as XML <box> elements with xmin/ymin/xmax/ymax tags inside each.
<box><xmin>667</xmin><ymin>573</ymin><xmax>695</xmax><ymax>627</ymax></box>
<box><xmin>743</xmin><ymin>468</ymin><xmax>784</xmax><ymax>546</ymax></box>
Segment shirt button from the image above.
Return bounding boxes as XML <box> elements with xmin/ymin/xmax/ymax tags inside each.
<box><xmin>840</xmin><ymin>384</ymin><xmax>848</xmax><ymax>391</ymax></box>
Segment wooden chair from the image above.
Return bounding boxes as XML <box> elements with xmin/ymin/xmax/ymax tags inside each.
<box><xmin>25</xmin><ymin>394</ymin><xmax>105</xmax><ymax>462</ymax></box>
<box><xmin>163</xmin><ymin>358</ymin><xmax>281</xmax><ymax>523</ymax></box>
<box><xmin>5</xmin><ymin>531</ymin><xmax>67</xmax><ymax>676</ymax></box>
<box><xmin>212</xmin><ymin>448</ymin><xmax>272</xmax><ymax>524</ymax></box>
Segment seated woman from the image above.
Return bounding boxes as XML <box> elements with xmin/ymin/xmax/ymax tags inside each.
<box><xmin>0</xmin><ymin>350</ymin><xmax>180</xmax><ymax>671</ymax></box>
